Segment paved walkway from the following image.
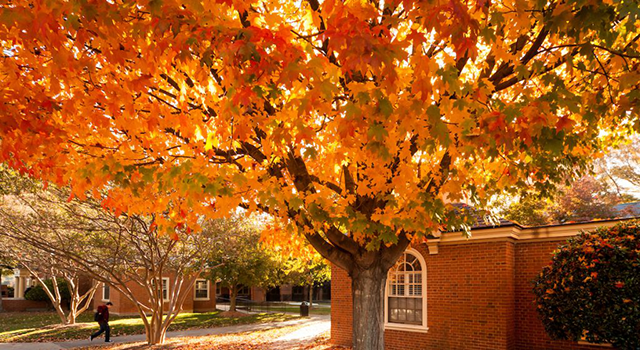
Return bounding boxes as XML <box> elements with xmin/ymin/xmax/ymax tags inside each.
<box><xmin>0</xmin><ymin>315</ymin><xmax>330</xmax><ymax>350</ymax></box>
<box><xmin>270</xmin><ymin>316</ymin><xmax>331</xmax><ymax>349</ymax></box>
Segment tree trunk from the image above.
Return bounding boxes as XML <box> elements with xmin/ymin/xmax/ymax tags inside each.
<box><xmin>308</xmin><ymin>283</ymin><xmax>313</xmax><ymax>309</ymax></box>
<box><xmin>0</xmin><ymin>270</ymin><xmax>3</xmax><ymax>312</ymax></box>
<box><xmin>229</xmin><ymin>285</ymin><xmax>238</xmax><ymax>312</ymax></box>
<box><xmin>147</xmin><ymin>315</ymin><xmax>167</xmax><ymax>345</ymax></box>
<box><xmin>351</xmin><ymin>265</ymin><xmax>387</xmax><ymax>350</ymax></box>
<box><xmin>66</xmin><ymin>312</ymin><xmax>76</xmax><ymax>325</ymax></box>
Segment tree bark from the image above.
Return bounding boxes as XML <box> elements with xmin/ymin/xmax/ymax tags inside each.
<box><xmin>0</xmin><ymin>270</ymin><xmax>3</xmax><ymax>312</ymax></box>
<box><xmin>229</xmin><ymin>285</ymin><xmax>238</xmax><ymax>312</ymax></box>
<box><xmin>147</xmin><ymin>317</ymin><xmax>167</xmax><ymax>345</ymax></box>
<box><xmin>351</xmin><ymin>265</ymin><xmax>387</xmax><ymax>350</ymax></box>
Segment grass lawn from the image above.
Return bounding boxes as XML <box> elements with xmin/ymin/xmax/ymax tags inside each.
<box><xmin>258</xmin><ymin>306</ymin><xmax>331</xmax><ymax>315</ymax></box>
<box><xmin>0</xmin><ymin>310</ymin><xmax>297</xmax><ymax>343</ymax></box>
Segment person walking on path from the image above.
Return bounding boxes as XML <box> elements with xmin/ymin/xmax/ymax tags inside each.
<box><xmin>90</xmin><ymin>301</ymin><xmax>113</xmax><ymax>343</ymax></box>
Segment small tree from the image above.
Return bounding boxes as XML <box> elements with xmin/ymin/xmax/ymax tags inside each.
<box><xmin>501</xmin><ymin>195</ymin><xmax>551</xmax><ymax>227</ymax></box>
<box><xmin>503</xmin><ymin>176</ymin><xmax>622</xmax><ymax>226</ymax></box>
<box><xmin>533</xmin><ymin>220</ymin><xmax>640</xmax><ymax>349</ymax></box>
<box><xmin>0</xmin><ymin>236</ymin><xmax>99</xmax><ymax>325</ymax></box>
<box><xmin>0</xmin><ymin>179</ymin><xmax>218</xmax><ymax>345</ymax></box>
<box><xmin>205</xmin><ymin>215</ymin><xmax>280</xmax><ymax>312</ymax></box>
<box><xmin>283</xmin><ymin>254</ymin><xmax>330</xmax><ymax>308</ymax></box>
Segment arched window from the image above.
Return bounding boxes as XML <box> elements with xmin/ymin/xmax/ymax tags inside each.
<box><xmin>385</xmin><ymin>249</ymin><xmax>428</xmax><ymax>331</ymax></box>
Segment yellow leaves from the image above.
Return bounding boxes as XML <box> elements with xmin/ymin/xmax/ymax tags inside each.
<box><xmin>205</xmin><ymin>133</ymin><xmax>220</xmax><ymax>151</ymax></box>
<box><xmin>303</xmin><ymin>7</ymin><xmax>323</xmax><ymax>31</ymax></box>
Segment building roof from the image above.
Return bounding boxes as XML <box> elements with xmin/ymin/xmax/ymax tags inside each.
<box><xmin>451</xmin><ymin>201</ymin><xmax>640</xmax><ymax>232</ymax></box>
<box><xmin>614</xmin><ymin>202</ymin><xmax>640</xmax><ymax>217</ymax></box>
<box><xmin>450</xmin><ymin>203</ymin><xmax>518</xmax><ymax>230</ymax></box>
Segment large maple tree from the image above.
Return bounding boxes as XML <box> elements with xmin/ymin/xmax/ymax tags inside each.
<box><xmin>1</xmin><ymin>0</ymin><xmax>639</xmax><ymax>348</ymax></box>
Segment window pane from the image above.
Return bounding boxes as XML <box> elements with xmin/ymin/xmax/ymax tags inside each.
<box><xmin>387</xmin><ymin>252</ymin><xmax>425</xmax><ymax>326</ymax></box>
<box><xmin>398</xmin><ymin>309</ymin><xmax>406</xmax><ymax>321</ymax></box>
<box><xmin>400</xmin><ymin>297</ymin><xmax>407</xmax><ymax>309</ymax></box>
<box><xmin>414</xmin><ymin>285</ymin><xmax>422</xmax><ymax>296</ymax></box>
<box><xmin>406</xmin><ymin>309</ymin><xmax>414</xmax><ymax>322</ymax></box>
<box><xmin>389</xmin><ymin>298</ymin><xmax>398</xmax><ymax>309</ymax></box>
<box><xmin>390</xmin><ymin>309</ymin><xmax>398</xmax><ymax>322</ymax></box>
<box><xmin>162</xmin><ymin>279</ymin><xmax>168</xmax><ymax>300</ymax></box>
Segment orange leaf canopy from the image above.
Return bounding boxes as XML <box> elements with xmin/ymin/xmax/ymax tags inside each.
<box><xmin>0</xmin><ymin>0</ymin><xmax>638</xmax><ymax>250</ymax></box>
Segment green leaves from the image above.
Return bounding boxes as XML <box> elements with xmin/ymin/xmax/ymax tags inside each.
<box><xmin>367</xmin><ymin>123</ymin><xmax>388</xmax><ymax>141</ymax></box>
<box><xmin>533</xmin><ymin>220</ymin><xmax>640</xmax><ymax>349</ymax></box>
<box><xmin>377</xmin><ymin>97</ymin><xmax>393</xmax><ymax>117</ymax></box>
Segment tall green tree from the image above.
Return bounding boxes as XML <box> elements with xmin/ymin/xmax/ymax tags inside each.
<box><xmin>205</xmin><ymin>215</ymin><xmax>281</xmax><ymax>312</ymax></box>
<box><xmin>284</xmin><ymin>254</ymin><xmax>331</xmax><ymax>308</ymax></box>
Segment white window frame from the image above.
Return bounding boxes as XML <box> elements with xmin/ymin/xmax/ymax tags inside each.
<box><xmin>384</xmin><ymin>248</ymin><xmax>428</xmax><ymax>333</ymax></box>
<box><xmin>150</xmin><ymin>277</ymin><xmax>170</xmax><ymax>302</ymax></box>
<box><xmin>102</xmin><ymin>283</ymin><xmax>110</xmax><ymax>302</ymax></box>
<box><xmin>161</xmin><ymin>277</ymin><xmax>169</xmax><ymax>302</ymax></box>
<box><xmin>194</xmin><ymin>279</ymin><xmax>210</xmax><ymax>301</ymax></box>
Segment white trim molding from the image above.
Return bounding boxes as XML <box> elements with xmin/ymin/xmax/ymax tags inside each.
<box><xmin>101</xmin><ymin>283</ymin><xmax>110</xmax><ymax>302</ymax></box>
<box><xmin>384</xmin><ymin>248</ymin><xmax>428</xmax><ymax>333</ymax></box>
<box><xmin>426</xmin><ymin>219</ymin><xmax>631</xmax><ymax>254</ymax></box>
<box><xmin>193</xmin><ymin>279</ymin><xmax>210</xmax><ymax>301</ymax></box>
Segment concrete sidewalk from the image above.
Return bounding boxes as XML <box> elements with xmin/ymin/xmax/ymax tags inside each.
<box><xmin>0</xmin><ymin>315</ymin><xmax>330</xmax><ymax>350</ymax></box>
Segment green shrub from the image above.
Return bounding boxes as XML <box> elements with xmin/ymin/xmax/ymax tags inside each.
<box><xmin>25</xmin><ymin>279</ymin><xmax>71</xmax><ymax>302</ymax></box>
<box><xmin>533</xmin><ymin>220</ymin><xmax>640</xmax><ymax>349</ymax></box>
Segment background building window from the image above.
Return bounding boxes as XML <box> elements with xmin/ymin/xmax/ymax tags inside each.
<box><xmin>161</xmin><ymin>277</ymin><xmax>169</xmax><ymax>301</ymax></box>
<box><xmin>194</xmin><ymin>279</ymin><xmax>209</xmax><ymax>300</ymax></box>
<box><xmin>386</xmin><ymin>250</ymin><xmax>426</xmax><ymax>328</ymax></box>
<box><xmin>102</xmin><ymin>283</ymin><xmax>110</xmax><ymax>301</ymax></box>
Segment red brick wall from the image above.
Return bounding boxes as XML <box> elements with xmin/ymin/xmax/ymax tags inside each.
<box><xmin>92</xmin><ymin>275</ymin><xmax>216</xmax><ymax>315</ymax></box>
<box><xmin>251</xmin><ymin>287</ymin><xmax>266</xmax><ymax>302</ymax></box>
<box><xmin>193</xmin><ymin>298</ymin><xmax>216</xmax><ymax>312</ymax></box>
<box><xmin>2</xmin><ymin>299</ymin><xmax>50</xmax><ymax>312</ymax></box>
<box><xmin>332</xmin><ymin>242</ymin><xmax>516</xmax><ymax>350</ymax></box>
<box><xmin>332</xmin><ymin>239</ymin><xmax>612</xmax><ymax>350</ymax></box>
<box><xmin>515</xmin><ymin>241</ymin><xmax>610</xmax><ymax>350</ymax></box>
<box><xmin>331</xmin><ymin>264</ymin><xmax>353</xmax><ymax>347</ymax></box>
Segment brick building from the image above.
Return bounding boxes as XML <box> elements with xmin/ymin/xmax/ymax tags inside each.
<box><xmin>331</xmin><ymin>218</ymin><xmax>631</xmax><ymax>350</ymax></box>
<box><xmin>93</xmin><ymin>274</ymin><xmax>216</xmax><ymax>315</ymax></box>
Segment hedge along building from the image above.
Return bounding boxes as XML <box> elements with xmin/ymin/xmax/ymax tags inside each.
<box><xmin>331</xmin><ymin>216</ymin><xmax>637</xmax><ymax>350</ymax></box>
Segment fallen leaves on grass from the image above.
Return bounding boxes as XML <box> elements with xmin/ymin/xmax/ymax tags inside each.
<box><xmin>0</xmin><ymin>310</ymin><xmax>296</xmax><ymax>343</ymax></box>
<box><xmin>74</xmin><ymin>326</ymin><xmax>350</xmax><ymax>350</ymax></box>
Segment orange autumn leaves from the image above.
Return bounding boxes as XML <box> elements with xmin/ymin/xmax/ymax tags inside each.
<box><xmin>0</xmin><ymin>0</ymin><xmax>638</xmax><ymax>248</ymax></box>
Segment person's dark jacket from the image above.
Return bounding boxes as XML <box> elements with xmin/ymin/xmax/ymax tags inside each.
<box><xmin>96</xmin><ymin>305</ymin><xmax>109</xmax><ymax>322</ymax></box>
